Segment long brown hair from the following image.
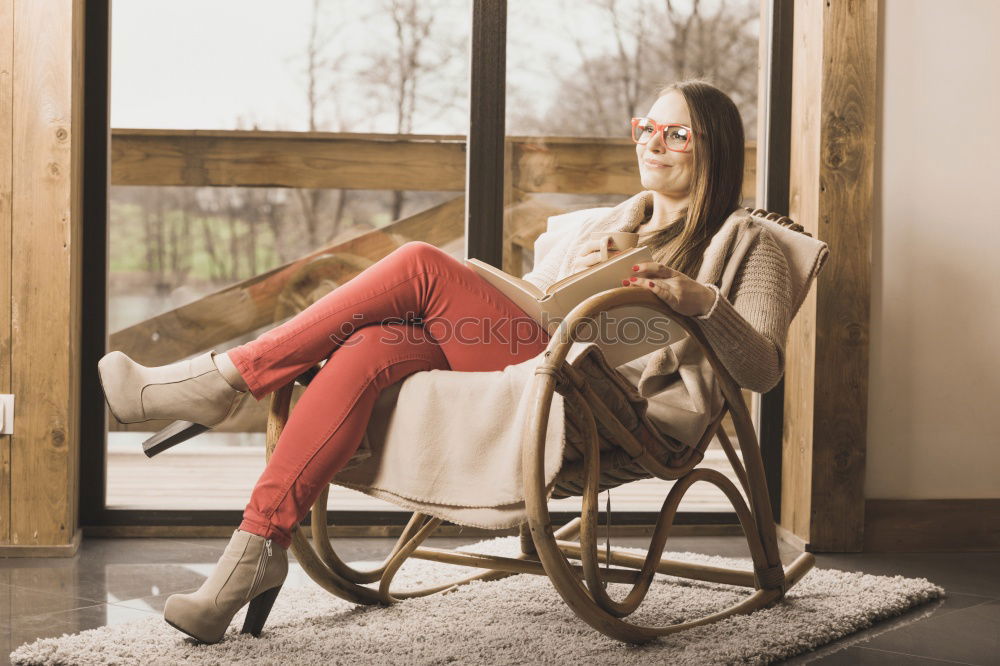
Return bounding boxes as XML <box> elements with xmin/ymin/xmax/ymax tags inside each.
<box><xmin>641</xmin><ymin>79</ymin><xmax>745</xmax><ymax>277</ymax></box>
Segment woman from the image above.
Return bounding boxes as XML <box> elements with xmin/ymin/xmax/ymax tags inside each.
<box><xmin>98</xmin><ymin>79</ymin><xmax>792</xmax><ymax>644</ymax></box>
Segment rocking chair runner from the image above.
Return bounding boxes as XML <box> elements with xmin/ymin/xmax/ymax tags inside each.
<box><xmin>262</xmin><ymin>208</ymin><xmax>827</xmax><ymax>645</ymax></box>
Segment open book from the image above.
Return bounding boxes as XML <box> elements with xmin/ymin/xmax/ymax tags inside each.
<box><xmin>466</xmin><ymin>245</ymin><xmax>687</xmax><ymax>366</ymax></box>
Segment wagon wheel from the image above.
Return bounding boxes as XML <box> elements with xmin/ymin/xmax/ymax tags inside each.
<box><xmin>521</xmin><ymin>287</ymin><xmax>814</xmax><ymax>644</ymax></box>
<box><xmin>272</xmin><ymin>251</ymin><xmax>375</xmax><ymax>322</ymax></box>
<box><xmin>268</xmin><ymin>251</ymin><xmax>377</xmax><ymax>385</ymax></box>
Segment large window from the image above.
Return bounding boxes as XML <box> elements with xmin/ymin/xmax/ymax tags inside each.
<box><xmin>101</xmin><ymin>0</ymin><xmax>763</xmax><ymax>521</ymax></box>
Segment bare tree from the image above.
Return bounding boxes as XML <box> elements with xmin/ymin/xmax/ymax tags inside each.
<box><xmin>135</xmin><ymin>187</ymin><xmax>195</xmax><ymax>293</ymax></box>
<box><xmin>292</xmin><ymin>0</ymin><xmax>352</xmax><ymax>251</ymax></box>
<box><xmin>561</xmin><ymin>0</ymin><xmax>652</xmax><ymax>133</ymax></box>
<box><xmin>658</xmin><ymin>0</ymin><xmax>760</xmax><ymax>128</ymax></box>
<box><xmin>513</xmin><ymin>0</ymin><xmax>759</xmax><ymax>138</ymax></box>
<box><xmin>358</xmin><ymin>0</ymin><xmax>465</xmax><ymax>221</ymax></box>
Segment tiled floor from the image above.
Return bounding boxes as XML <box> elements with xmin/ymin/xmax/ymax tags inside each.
<box><xmin>1</xmin><ymin>535</ymin><xmax>998</xmax><ymax>665</ymax></box>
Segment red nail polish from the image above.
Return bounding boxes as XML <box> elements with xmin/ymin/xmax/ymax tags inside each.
<box><xmin>621</xmin><ymin>279</ymin><xmax>629</xmax><ymax>286</ymax></box>
<box><xmin>648</xmin><ymin>281</ymin><xmax>655</xmax><ymax>287</ymax></box>
<box><xmin>631</xmin><ymin>265</ymin><xmax>639</xmax><ymax>271</ymax></box>
<box><xmin>629</xmin><ymin>276</ymin><xmax>637</xmax><ymax>282</ymax></box>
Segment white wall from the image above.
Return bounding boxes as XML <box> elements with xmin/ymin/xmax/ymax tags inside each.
<box><xmin>867</xmin><ymin>0</ymin><xmax>1000</xmax><ymax>498</ymax></box>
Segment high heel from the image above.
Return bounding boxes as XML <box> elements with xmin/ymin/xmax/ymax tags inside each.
<box><xmin>141</xmin><ymin>421</ymin><xmax>211</xmax><ymax>458</ymax></box>
<box><xmin>241</xmin><ymin>583</ymin><xmax>283</xmax><ymax>637</ymax></box>
<box><xmin>163</xmin><ymin>529</ymin><xmax>288</xmax><ymax>644</ymax></box>
<box><xmin>138</xmin><ymin>363</ymin><xmax>324</xmax><ymax>458</ymax></box>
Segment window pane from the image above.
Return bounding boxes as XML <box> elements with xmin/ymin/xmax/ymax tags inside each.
<box><xmin>107</xmin><ymin>0</ymin><xmax>470</xmax><ymax>514</ymax></box>
<box><xmin>504</xmin><ymin>0</ymin><xmax>761</xmax><ymax>513</ymax></box>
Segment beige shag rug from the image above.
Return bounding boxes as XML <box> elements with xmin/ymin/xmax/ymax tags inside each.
<box><xmin>10</xmin><ymin>536</ymin><xmax>944</xmax><ymax>665</ymax></box>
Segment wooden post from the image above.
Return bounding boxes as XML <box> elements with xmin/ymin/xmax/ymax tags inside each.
<box><xmin>781</xmin><ymin>0</ymin><xmax>877</xmax><ymax>552</ymax></box>
<box><xmin>0</xmin><ymin>0</ymin><xmax>85</xmax><ymax>556</ymax></box>
<box><xmin>0</xmin><ymin>0</ymin><xmax>12</xmax><ymax>550</ymax></box>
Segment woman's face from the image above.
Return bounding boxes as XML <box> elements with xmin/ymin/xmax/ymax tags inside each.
<box><xmin>635</xmin><ymin>90</ymin><xmax>695</xmax><ymax>199</ymax></box>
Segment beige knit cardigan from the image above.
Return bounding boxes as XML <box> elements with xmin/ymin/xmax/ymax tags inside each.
<box><xmin>523</xmin><ymin>189</ymin><xmax>792</xmax><ymax>396</ymax></box>
<box><xmin>329</xmin><ymin>191</ymin><xmax>794</xmax><ymax>529</ymax></box>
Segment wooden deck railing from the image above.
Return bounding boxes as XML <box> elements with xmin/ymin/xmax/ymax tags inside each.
<box><xmin>108</xmin><ymin>129</ymin><xmax>756</xmax><ymax>433</ymax></box>
<box><xmin>111</xmin><ymin>129</ymin><xmax>756</xmax><ymax>197</ymax></box>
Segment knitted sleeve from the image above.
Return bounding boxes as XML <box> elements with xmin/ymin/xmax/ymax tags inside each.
<box><xmin>693</xmin><ymin>230</ymin><xmax>793</xmax><ymax>393</ymax></box>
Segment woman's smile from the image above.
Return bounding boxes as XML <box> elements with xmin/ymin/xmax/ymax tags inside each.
<box><xmin>643</xmin><ymin>158</ymin><xmax>671</xmax><ymax>169</ymax></box>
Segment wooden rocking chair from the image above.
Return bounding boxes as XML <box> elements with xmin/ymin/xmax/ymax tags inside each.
<box><xmin>263</xmin><ymin>208</ymin><xmax>829</xmax><ymax>644</ymax></box>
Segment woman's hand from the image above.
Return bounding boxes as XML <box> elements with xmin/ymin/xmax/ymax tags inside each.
<box><xmin>622</xmin><ymin>262</ymin><xmax>717</xmax><ymax>317</ymax></box>
<box><xmin>569</xmin><ymin>236</ymin><xmax>621</xmax><ymax>273</ymax></box>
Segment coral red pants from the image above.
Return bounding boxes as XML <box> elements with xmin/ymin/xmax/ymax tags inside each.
<box><xmin>226</xmin><ymin>242</ymin><xmax>549</xmax><ymax>549</ymax></box>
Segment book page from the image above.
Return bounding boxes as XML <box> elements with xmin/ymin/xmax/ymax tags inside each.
<box><xmin>465</xmin><ymin>258</ymin><xmax>545</xmax><ymax>299</ymax></box>
<box><xmin>541</xmin><ymin>246</ymin><xmax>648</xmax><ymax>296</ymax></box>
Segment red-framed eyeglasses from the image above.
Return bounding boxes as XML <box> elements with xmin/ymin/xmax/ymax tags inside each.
<box><xmin>630</xmin><ymin>117</ymin><xmax>694</xmax><ymax>152</ymax></box>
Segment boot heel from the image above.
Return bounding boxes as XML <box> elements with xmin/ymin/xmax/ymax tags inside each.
<box><xmin>142</xmin><ymin>420</ymin><xmax>211</xmax><ymax>458</ymax></box>
<box><xmin>142</xmin><ymin>365</ymin><xmax>317</xmax><ymax>459</ymax></box>
<box><xmin>241</xmin><ymin>584</ymin><xmax>282</xmax><ymax>638</ymax></box>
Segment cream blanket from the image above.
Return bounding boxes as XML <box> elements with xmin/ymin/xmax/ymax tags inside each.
<box><xmin>329</xmin><ymin>195</ymin><xmax>827</xmax><ymax>528</ymax></box>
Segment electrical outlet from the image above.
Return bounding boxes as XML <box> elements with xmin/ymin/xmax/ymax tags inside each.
<box><xmin>0</xmin><ymin>394</ymin><xmax>13</xmax><ymax>435</ymax></box>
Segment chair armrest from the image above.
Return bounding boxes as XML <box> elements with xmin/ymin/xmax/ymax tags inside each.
<box><xmin>538</xmin><ymin>286</ymin><xmax>745</xmax><ymax>407</ymax></box>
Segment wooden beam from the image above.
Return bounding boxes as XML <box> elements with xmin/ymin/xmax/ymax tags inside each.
<box><xmin>111</xmin><ymin>129</ymin><xmax>467</xmax><ymax>190</ymax></box>
<box><xmin>3</xmin><ymin>0</ymin><xmax>85</xmax><ymax>552</ymax></box>
<box><xmin>0</xmin><ymin>0</ymin><xmax>13</xmax><ymax>547</ymax></box>
<box><xmin>69</xmin><ymin>0</ymin><xmax>85</xmax><ymax>550</ymax></box>
<box><xmin>107</xmin><ymin>196</ymin><xmax>465</xmax><ymax>368</ymax></box>
<box><xmin>0</xmin><ymin>529</ymin><xmax>82</xmax><ymax>557</ymax></box>
<box><xmin>109</xmin><ymin>129</ymin><xmax>756</xmax><ymax>200</ymax></box>
<box><xmin>783</xmin><ymin>0</ymin><xmax>876</xmax><ymax>552</ymax></box>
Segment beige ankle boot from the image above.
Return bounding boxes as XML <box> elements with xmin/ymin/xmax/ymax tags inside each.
<box><xmin>98</xmin><ymin>350</ymin><xmax>246</xmax><ymax>426</ymax></box>
<box><xmin>163</xmin><ymin>529</ymin><xmax>288</xmax><ymax>644</ymax></box>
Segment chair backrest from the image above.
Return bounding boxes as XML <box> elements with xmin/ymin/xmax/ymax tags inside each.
<box><xmin>744</xmin><ymin>208</ymin><xmax>830</xmax><ymax>319</ymax></box>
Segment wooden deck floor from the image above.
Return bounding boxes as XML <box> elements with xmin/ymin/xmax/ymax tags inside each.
<box><xmin>106</xmin><ymin>433</ymin><xmax>749</xmax><ymax>514</ymax></box>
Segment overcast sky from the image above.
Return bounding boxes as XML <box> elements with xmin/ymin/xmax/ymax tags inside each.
<box><xmin>110</xmin><ymin>1</ymin><xmax>752</xmax><ymax>134</ymax></box>
<box><xmin>111</xmin><ymin>1</ymin><xmax>406</xmax><ymax>131</ymax></box>
<box><xmin>110</xmin><ymin>1</ymin><xmax>552</xmax><ymax>133</ymax></box>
